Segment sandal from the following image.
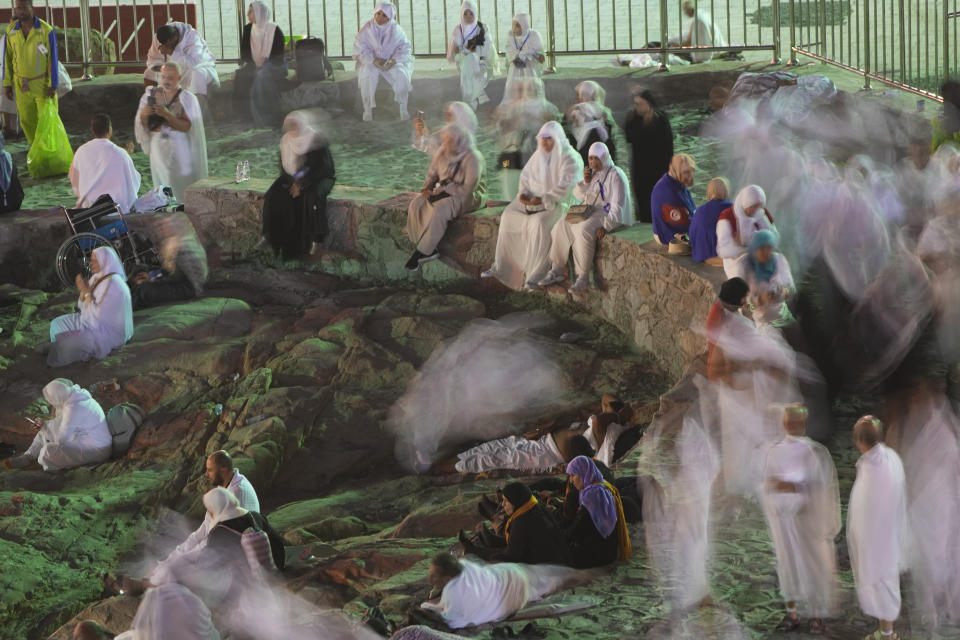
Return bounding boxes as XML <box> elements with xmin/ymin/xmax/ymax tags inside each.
<box><xmin>775</xmin><ymin>614</ymin><xmax>801</xmax><ymax>632</ymax></box>
<box><xmin>809</xmin><ymin>618</ymin><xmax>825</xmax><ymax>635</ymax></box>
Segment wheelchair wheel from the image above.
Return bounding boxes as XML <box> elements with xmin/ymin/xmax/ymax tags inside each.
<box><xmin>55</xmin><ymin>232</ymin><xmax>113</xmax><ymax>288</ymax></box>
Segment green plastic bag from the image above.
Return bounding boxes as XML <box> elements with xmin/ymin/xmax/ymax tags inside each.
<box><xmin>26</xmin><ymin>99</ymin><xmax>74</xmax><ymax>178</ymax></box>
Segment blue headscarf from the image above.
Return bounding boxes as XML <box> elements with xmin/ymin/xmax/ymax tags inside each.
<box><xmin>746</xmin><ymin>228</ymin><xmax>778</xmax><ymax>282</ymax></box>
<box><xmin>0</xmin><ymin>134</ymin><xmax>12</xmax><ymax>193</ymax></box>
<box><xmin>566</xmin><ymin>455</ymin><xmax>617</xmax><ymax>538</ymax></box>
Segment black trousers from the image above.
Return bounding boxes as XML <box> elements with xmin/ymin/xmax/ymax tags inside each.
<box><xmin>131</xmin><ymin>276</ymin><xmax>197</xmax><ymax>310</ymax></box>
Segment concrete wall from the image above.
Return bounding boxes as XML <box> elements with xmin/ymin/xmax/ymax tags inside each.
<box><xmin>184</xmin><ymin>180</ymin><xmax>724</xmax><ymax>378</ymax></box>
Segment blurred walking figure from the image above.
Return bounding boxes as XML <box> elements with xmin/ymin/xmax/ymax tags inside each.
<box><xmin>233</xmin><ymin>1</ymin><xmax>287</xmax><ymax>126</ymax></box>
<box><xmin>762</xmin><ymin>404</ymin><xmax>840</xmax><ymax>635</ymax></box>
<box><xmin>353</xmin><ymin>1</ymin><xmax>413</xmax><ymax>122</ymax></box>
<box><xmin>847</xmin><ymin>416</ymin><xmax>907</xmax><ymax>640</ymax></box>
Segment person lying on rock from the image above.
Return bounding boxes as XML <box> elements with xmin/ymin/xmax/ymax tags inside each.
<box><xmin>457</xmin><ymin>481</ymin><xmax>570</xmax><ymax>565</ymax></box>
<box><xmin>3</xmin><ymin>378</ymin><xmax>112</xmax><ymax>471</ymax></box>
<box><xmin>420</xmin><ymin>551</ymin><xmax>579</xmax><ymax>629</ymax></box>
<box><xmin>48</xmin><ymin>246</ymin><xmax>133</xmax><ymax>368</ymax></box>
<box><xmin>129</xmin><ymin>216</ymin><xmax>208</xmax><ymax>310</ymax></box>
<box><xmin>102</xmin><ymin>451</ymin><xmax>263</xmax><ymax>595</ymax></box>
<box><xmin>562</xmin><ymin>456</ymin><xmax>632</xmax><ymax>568</ymax></box>
<box><xmin>434</xmin><ymin>393</ymin><xmax>637</xmax><ymax>475</ymax></box>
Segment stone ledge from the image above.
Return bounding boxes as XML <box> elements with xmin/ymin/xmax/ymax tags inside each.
<box><xmin>184</xmin><ymin>179</ymin><xmax>723</xmax><ymax>377</ymax></box>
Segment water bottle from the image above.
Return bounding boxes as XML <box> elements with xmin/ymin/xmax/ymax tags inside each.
<box><xmin>242</xmin><ymin>160</ymin><xmax>250</xmax><ymax>182</ymax></box>
<box><xmin>235</xmin><ymin>161</ymin><xmax>243</xmax><ymax>183</ymax></box>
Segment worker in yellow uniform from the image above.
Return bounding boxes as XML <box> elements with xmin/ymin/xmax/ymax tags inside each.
<box><xmin>2</xmin><ymin>0</ymin><xmax>58</xmax><ymax>144</ymax></box>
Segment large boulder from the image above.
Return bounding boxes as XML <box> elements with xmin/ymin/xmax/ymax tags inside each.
<box><xmin>132</xmin><ymin>298</ymin><xmax>253</xmax><ymax>342</ymax></box>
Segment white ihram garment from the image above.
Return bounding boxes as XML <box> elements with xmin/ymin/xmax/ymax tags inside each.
<box><xmin>24</xmin><ymin>379</ymin><xmax>112</xmax><ymax>470</ymax></box>
<box><xmin>353</xmin><ymin>3</ymin><xmax>413</xmax><ymax>113</ymax></box>
<box><xmin>69</xmin><ymin>138</ymin><xmax>142</xmax><ymax>212</ymax></box>
<box><xmin>144</xmin><ymin>22</ymin><xmax>220</xmax><ymax>96</ymax></box>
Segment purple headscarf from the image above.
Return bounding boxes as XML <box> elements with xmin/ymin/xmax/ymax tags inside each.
<box><xmin>566</xmin><ymin>455</ymin><xmax>617</xmax><ymax>538</ymax></box>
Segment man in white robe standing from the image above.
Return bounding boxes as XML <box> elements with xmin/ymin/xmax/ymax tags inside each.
<box><xmin>670</xmin><ymin>0</ymin><xmax>727</xmax><ymax>63</ymax></box>
<box><xmin>150</xmin><ymin>450</ymin><xmax>259</xmax><ymax>579</ymax></box>
<box><xmin>69</xmin><ymin>113</ymin><xmax>141</xmax><ymax>212</ymax></box>
<box><xmin>135</xmin><ymin>62</ymin><xmax>208</xmax><ymax>203</ymax></box>
<box><xmin>144</xmin><ymin>22</ymin><xmax>219</xmax><ymax>99</ymax></box>
<box><xmin>3</xmin><ymin>379</ymin><xmax>112</xmax><ymax>471</ymax></box>
<box><xmin>352</xmin><ymin>1</ymin><xmax>413</xmax><ymax>122</ymax></box>
<box><xmin>482</xmin><ymin>120</ymin><xmax>582</xmax><ymax>290</ymax></box>
<box><xmin>847</xmin><ymin>415</ymin><xmax>907</xmax><ymax>640</ymax></box>
<box><xmin>762</xmin><ymin>404</ymin><xmax>840</xmax><ymax>635</ymax></box>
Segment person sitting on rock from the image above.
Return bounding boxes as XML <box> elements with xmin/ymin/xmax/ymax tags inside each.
<box><xmin>563</xmin><ymin>455</ymin><xmax>631</xmax><ymax>568</ymax></box>
<box><xmin>716</xmin><ymin>184</ymin><xmax>776</xmax><ymax>278</ymax></box>
<box><xmin>72</xmin><ymin>620</ymin><xmax>116</xmax><ymax>640</ymax></box>
<box><xmin>259</xmin><ymin>110</ymin><xmax>336</xmax><ymax>259</ymax></box>
<box><xmin>3</xmin><ymin>378</ymin><xmax>112</xmax><ymax>471</ymax></box>
<box><xmin>352</xmin><ymin>1</ymin><xmax>413</xmax><ymax>122</ymax></box>
<box><xmin>482</xmin><ymin>120</ymin><xmax>582</xmax><ymax>290</ymax></box>
<box><xmin>651</xmin><ymin>153</ymin><xmax>697</xmax><ymax>246</ymax></box>
<box><xmin>405</xmin><ymin>124</ymin><xmax>486</xmax><ymax>271</ymax></box>
<box><xmin>539</xmin><ymin>141</ymin><xmax>633</xmax><ymax>293</ymax></box>
<box><xmin>457</xmin><ymin>481</ymin><xmax>570</xmax><ymax>565</ymax></box>
<box><xmin>129</xmin><ymin>216</ymin><xmax>208</xmax><ymax>309</ymax></box>
<box><xmin>420</xmin><ymin>552</ymin><xmax>578</xmax><ymax>629</ymax></box>
<box><xmin>412</xmin><ymin>101</ymin><xmax>478</xmax><ymax>154</ymax></box>
<box><xmin>48</xmin><ymin>246</ymin><xmax>133</xmax><ymax>368</ymax></box>
<box><xmin>144</xmin><ymin>23</ymin><xmax>219</xmax><ymax>104</ymax></box>
<box><xmin>103</xmin><ymin>451</ymin><xmax>260</xmax><ymax>594</ymax></box>
<box><xmin>689</xmin><ymin>176</ymin><xmax>732</xmax><ymax>266</ymax></box>
<box><xmin>69</xmin><ymin>113</ymin><xmax>141</xmax><ymax>213</ymax></box>
<box><xmin>114</xmin><ymin>582</ymin><xmax>220</xmax><ymax>640</ymax></box>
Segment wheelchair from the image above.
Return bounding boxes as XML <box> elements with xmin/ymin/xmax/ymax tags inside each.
<box><xmin>54</xmin><ymin>195</ymin><xmax>162</xmax><ymax>288</ymax></box>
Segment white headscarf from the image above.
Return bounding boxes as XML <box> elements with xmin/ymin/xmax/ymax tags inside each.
<box><xmin>446</xmin><ymin>101</ymin><xmax>478</xmax><ymax>135</ymax></box>
<box><xmin>588</xmin><ymin>141</ymin><xmax>634</xmax><ymax>226</ymax></box>
<box><xmin>732</xmin><ymin>184</ymin><xmax>769</xmax><ymax>246</ymax></box>
<box><xmin>431</xmin><ymin>124</ymin><xmax>475</xmax><ymax>182</ymax></box>
<box><xmin>459</xmin><ymin>1</ymin><xmax>480</xmax><ymax>42</ymax></box>
<box><xmin>513</xmin><ymin>13</ymin><xmax>530</xmax><ymax>38</ymax></box>
<box><xmin>280</xmin><ymin>110</ymin><xmax>323</xmax><ymax>176</ymax></box>
<box><xmin>570</xmin><ymin>102</ymin><xmax>609</xmax><ymax>149</ymax></box>
<box><xmin>522</xmin><ymin>120</ymin><xmax>582</xmax><ymax>197</ymax></box>
<box><xmin>91</xmin><ymin>246</ymin><xmax>125</xmax><ymax>288</ymax></box>
<box><xmin>43</xmin><ymin>378</ymin><xmax>89</xmax><ymax>409</ymax></box>
<box><xmin>248</xmin><ymin>2</ymin><xmax>277</xmax><ymax>68</ymax></box>
<box><xmin>575</xmin><ymin>80</ymin><xmax>606</xmax><ymax>106</ymax></box>
<box><xmin>376</xmin><ymin>1</ymin><xmax>396</xmax><ymax>21</ymax></box>
<box><xmin>204</xmin><ymin>487</ymin><xmax>249</xmax><ymax>525</ymax></box>
<box><xmin>354</xmin><ymin>1</ymin><xmax>411</xmax><ymax>66</ymax></box>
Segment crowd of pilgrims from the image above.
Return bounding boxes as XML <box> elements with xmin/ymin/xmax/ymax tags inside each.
<box><xmin>8</xmin><ymin>0</ymin><xmax>960</xmax><ymax>638</ymax></box>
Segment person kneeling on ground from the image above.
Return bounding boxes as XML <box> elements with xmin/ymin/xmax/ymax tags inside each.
<box><xmin>563</xmin><ymin>455</ymin><xmax>631</xmax><ymax>568</ymax></box>
<box><xmin>129</xmin><ymin>217</ymin><xmax>208</xmax><ymax>309</ymax></box>
<box><xmin>406</xmin><ymin>124</ymin><xmax>486</xmax><ymax>270</ymax></box>
<box><xmin>259</xmin><ymin>110</ymin><xmax>336</xmax><ymax>259</ymax></box>
<box><xmin>48</xmin><ymin>246</ymin><xmax>133</xmax><ymax>367</ymax></box>
<box><xmin>539</xmin><ymin>141</ymin><xmax>633</xmax><ymax>293</ymax></box>
<box><xmin>458</xmin><ymin>481</ymin><xmax>570</xmax><ymax>565</ymax></box>
<box><xmin>3</xmin><ymin>378</ymin><xmax>112</xmax><ymax>471</ymax></box>
<box><xmin>420</xmin><ymin>552</ymin><xmax>578</xmax><ymax>629</ymax></box>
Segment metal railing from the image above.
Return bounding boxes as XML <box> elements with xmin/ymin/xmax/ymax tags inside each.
<box><xmin>788</xmin><ymin>0</ymin><xmax>952</xmax><ymax>99</ymax></box>
<box><xmin>3</xmin><ymin>0</ymin><xmax>954</xmax><ymax>99</ymax></box>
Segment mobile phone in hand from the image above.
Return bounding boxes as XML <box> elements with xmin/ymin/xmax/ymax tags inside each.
<box><xmin>25</xmin><ymin>416</ymin><xmax>42</xmax><ymax>429</ymax></box>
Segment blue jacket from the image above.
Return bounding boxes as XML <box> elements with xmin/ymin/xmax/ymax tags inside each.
<box><xmin>650</xmin><ymin>173</ymin><xmax>696</xmax><ymax>245</ymax></box>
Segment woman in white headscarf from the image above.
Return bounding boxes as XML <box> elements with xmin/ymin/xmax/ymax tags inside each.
<box><xmin>412</xmin><ymin>101</ymin><xmax>478</xmax><ymax>154</ymax></box>
<box><xmin>483</xmin><ymin>120</ymin><xmax>583</xmax><ymax>290</ymax></box>
<box><xmin>504</xmin><ymin>14</ymin><xmax>544</xmax><ymax>91</ymax></box>
<box><xmin>353</xmin><ymin>1</ymin><xmax>414</xmax><ymax>122</ymax></box>
<box><xmin>234</xmin><ymin>1</ymin><xmax>287</xmax><ymax>126</ymax></box>
<box><xmin>260</xmin><ymin>110</ymin><xmax>336</xmax><ymax>259</ymax></box>
<box><xmin>406</xmin><ymin>124</ymin><xmax>486</xmax><ymax>270</ymax></box>
<box><xmin>716</xmin><ymin>184</ymin><xmax>776</xmax><ymax>278</ymax></box>
<box><xmin>2</xmin><ymin>378</ymin><xmax>112</xmax><ymax>471</ymax></box>
<box><xmin>447</xmin><ymin>1</ymin><xmax>498</xmax><ymax>110</ymax></box>
<box><xmin>48</xmin><ymin>246</ymin><xmax>133</xmax><ymax>367</ymax></box>
<box><xmin>540</xmin><ymin>141</ymin><xmax>632</xmax><ymax>293</ymax></box>
<box><xmin>564</xmin><ymin>80</ymin><xmax>617</xmax><ymax>165</ymax></box>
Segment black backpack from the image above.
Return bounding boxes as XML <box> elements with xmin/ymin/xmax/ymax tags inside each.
<box><xmin>295</xmin><ymin>37</ymin><xmax>334</xmax><ymax>82</ymax></box>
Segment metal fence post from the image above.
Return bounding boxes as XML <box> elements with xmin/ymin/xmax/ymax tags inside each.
<box><xmin>862</xmin><ymin>0</ymin><xmax>871</xmax><ymax>88</ymax></box>
<box><xmin>78</xmin><ymin>0</ymin><xmax>94</xmax><ymax>79</ymax></box>
<box><xmin>897</xmin><ymin>0</ymin><xmax>906</xmax><ymax>85</ymax></box>
<box><xmin>771</xmin><ymin>0</ymin><xmax>782</xmax><ymax>63</ymax></box>
<box><xmin>945</xmin><ymin>0</ymin><xmax>951</xmax><ymax>82</ymax></box>
<box><xmin>788</xmin><ymin>0</ymin><xmax>798</xmax><ymax>64</ymax></box>
<box><xmin>658</xmin><ymin>0</ymin><xmax>669</xmax><ymax>71</ymax></box>
<box><xmin>545</xmin><ymin>0</ymin><xmax>557</xmax><ymax>72</ymax></box>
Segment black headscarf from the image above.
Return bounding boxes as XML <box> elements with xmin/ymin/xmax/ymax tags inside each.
<box><xmin>501</xmin><ymin>482</ymin><xmax>533</xmax><ymax>508</ymax></box>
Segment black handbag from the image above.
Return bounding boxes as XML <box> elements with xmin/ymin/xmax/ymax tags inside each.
<box><xmin>497</xmin><ymin>151</ymin><xmax>523</xmax><ymax>170</ymax></box>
